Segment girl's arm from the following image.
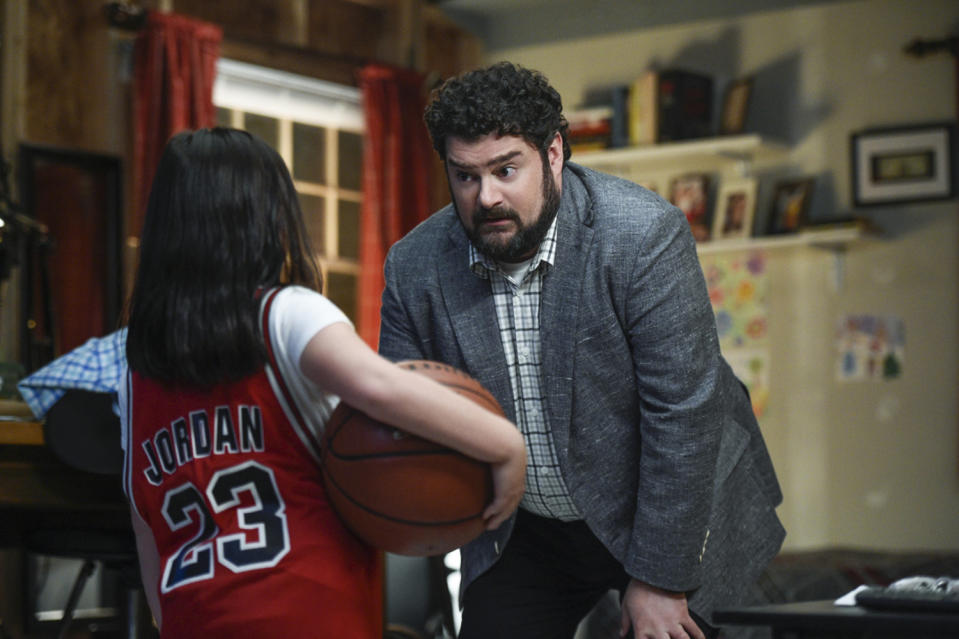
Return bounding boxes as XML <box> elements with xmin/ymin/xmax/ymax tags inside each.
<box><xmin>299</xmin><ymin>321</ymin><xmax>526</xmax><ymax>529</ymax></box>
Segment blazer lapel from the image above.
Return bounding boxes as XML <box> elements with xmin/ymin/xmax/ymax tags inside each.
<box><xmin>540</xmin><ymin>169</ymin><xmax>594</xmax><ymax>465</ymax></box>
<box><xmin>438</xmin><ymin>222</ymin><xmax>516</xmax><ymax>419</ymax></box>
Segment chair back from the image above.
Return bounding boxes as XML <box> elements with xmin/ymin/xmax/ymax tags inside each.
<box><xmin>43</xmin><ymin>389</ymin><xmax>123</xmax><ymax>475</ymax></box>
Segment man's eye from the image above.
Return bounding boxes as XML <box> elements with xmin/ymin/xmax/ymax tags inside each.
<box><xmin>497</xmin><ymin>166</ymin><xmax>516</xmax><ymax>178</ymax></box>
<box><xmin>456</xmin><ymin>172</ymin><xmax>476</xmax><ymax>182</ymax></box>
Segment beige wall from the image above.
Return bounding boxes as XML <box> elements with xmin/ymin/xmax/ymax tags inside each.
<box><xmin>489</xmin><ymin>0</ymin><xmax>959</xmax><ymax>551</ymax></box>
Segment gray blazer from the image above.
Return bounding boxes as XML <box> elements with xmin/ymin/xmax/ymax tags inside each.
<box><xmin>379</xmin><ymin>163</ymin><xmax>785</xmax><ymax>620</ymax></box>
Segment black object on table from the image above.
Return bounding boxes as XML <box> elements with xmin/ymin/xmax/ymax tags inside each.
<box><xmin>713</xmin><ymin>599</ymin><xmax>959</xmax><ymax>638</ymax></box>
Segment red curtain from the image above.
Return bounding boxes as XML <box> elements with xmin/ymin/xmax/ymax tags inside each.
<box><xmin>357</xmin><ymin>64</ymin><xmax>434</xmax><ymax>348</ymax></box>
<box><xmin>132</xmin><ymin>11</ymin><xmax>222</xmax><ymax>237</ymax></box>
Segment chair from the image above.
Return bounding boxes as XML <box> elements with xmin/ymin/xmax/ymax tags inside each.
<box><xmin>25</xmin><ymin>389</ymin><xmax>153</xmax><ymax>639</ymax></box>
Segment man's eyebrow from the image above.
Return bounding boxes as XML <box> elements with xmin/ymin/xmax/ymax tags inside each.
<box><xmin>447</xmin><ymin>150</ymin><xmax>522</xmax><ymax>171</ymax></box>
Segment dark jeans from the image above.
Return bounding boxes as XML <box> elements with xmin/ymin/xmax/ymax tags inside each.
<box><xmin>458</xmin><ymin>509</ymin><xmax>717</xmax><ymax>639</ymax></box>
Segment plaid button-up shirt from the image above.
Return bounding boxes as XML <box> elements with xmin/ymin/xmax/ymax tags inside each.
<box><xmin>469</xmin><ymin>218</ymin><xmax>581</xmax><ymax>521</ymax></box>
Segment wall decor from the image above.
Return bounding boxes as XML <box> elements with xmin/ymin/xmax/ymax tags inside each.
<box><xmin>719</xmin><ymin>76</ymin><xmax>754</xmax><ymax>136</ymax></box>
<box><xmin>850</xmin><ymin>122</ymin><xmax>956</xmax><ymax>206</ymax></box>
<box><xmin>701</xmin><ymin>251</ymin><xmax>770</xmax><ymax>417</ymax></box>
<box><xmin>766</xmin><ymin>176</ymin><xmax>815</xmax><ymax>235</ymax></box>
<box><xmin>712</xmin><ymin>177</ymin><xmax>758</xmax><ymax>240</ymax></box>
<box><xmin>669</xmin><ymin>172</ymin><xmax>712</xmax><ymax>242</ymax></box>
<box><xmin>835</xmin><ymin>314</ymin><xmax>905</xmax><ymax>382</ymax></box>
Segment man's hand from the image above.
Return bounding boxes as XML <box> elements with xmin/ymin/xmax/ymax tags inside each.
<box><xmin>620</xmin><ymin>579</ymin><xmax>706</xmax><ymax>639</ymax></box>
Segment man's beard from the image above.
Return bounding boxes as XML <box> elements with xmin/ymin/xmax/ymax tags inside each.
<box><xmin>461</xmin><ymin>164</ymin><xmax>561</xmax><ymax>263</ymax></box>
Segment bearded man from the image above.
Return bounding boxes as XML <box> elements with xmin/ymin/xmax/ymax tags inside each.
<box><xmin>378</xmin><ymin>61</ymin><xmax>785</xmax><ymax>639</ymax></box>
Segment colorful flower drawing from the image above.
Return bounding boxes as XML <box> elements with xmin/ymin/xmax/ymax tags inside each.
<box><xmin>701</xmin><ymin>250</ymin><xmax>770</xmax><ymax>417</ymax></box>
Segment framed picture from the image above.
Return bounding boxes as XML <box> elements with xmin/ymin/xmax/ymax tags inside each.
<box><xmin>18</xmin><ymin>144</ymin><xmax>123</xmax><ymax>372</ymax></box>
<box><xmin>719</xmin><ymin>76</ymin><xmax>754</xmax><ymax>135</ymax></box>
<box><xmin>669</xmin><ymin>173</ymin><xmax>712</xmax><ymax>242</ymax></box>
<box><xmin>767</xmin><ymin>177</ymin><xmax>815</xmax><ymax>235</ymax></box>
<box><xmin>712</xmin><ymin>177</ymin><xmax>758</xmax><ymax>240</ymax></box>
<box><xmin>850</xmin><ymin>123</ymin><xmax>956</xmax><ymax>206</ymax></box>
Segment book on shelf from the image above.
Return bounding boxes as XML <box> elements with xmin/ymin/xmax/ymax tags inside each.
<box><xmin>609</xmin><ymin>85</ymin><xmax>630</xmax><ymax>148</ymax></box>
<box><xmin>567</xmin><ymin>105</ymin><xmax>613</xmax><ymax>150</ymax></box>
<box><xmin>628</xmin><ymin>70</ymin><xmax>658</xmax><ymax>146</ymax></box>
<box><xmin>570</xmin><ymin>139</ymin><xmax>613</xmax><ymax>154</ymax></box>
<box><xmin>657</xmin><ymin>69</ymin><xmax>713</xmax><ymax>142</ymax></box>
<box><xmin>627</xmin><ymin>68</ymin><xmax>714</xmax><ymax>146</ymax></box>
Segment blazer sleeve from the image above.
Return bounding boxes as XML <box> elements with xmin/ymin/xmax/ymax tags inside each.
<box><xmin>620</xmin><ymin>200</ymin><xmax>726</xmax><ymax>591</ymax></box>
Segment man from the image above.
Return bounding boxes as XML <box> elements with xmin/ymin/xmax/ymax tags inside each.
<box><xmin>378</xmin><ymin>61</ymin><xmax>785</xmax><ymax>639</ymax></box>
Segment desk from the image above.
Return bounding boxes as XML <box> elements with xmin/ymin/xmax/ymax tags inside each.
<box><xmin>0</xmin><ymin>414</ymin><xmax>127</xmax><ymax>515</ymax></box>
<box><xmin>1</xmin><ymin>402</ymin><xmax>130</xmax><ymax>639</ymax></box>
<box><xmin>0</xmin><ymin>400</ymin><xmax>42</xmax><ymax>445</ymax></box>
<box><xmin>714</xmin><ymin>599</ymin><xmax>959</xmax><ymax>638</ymax></box>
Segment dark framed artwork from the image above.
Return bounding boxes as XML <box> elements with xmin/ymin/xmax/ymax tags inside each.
<box><xmin>850</xmin><ymin>123</ymin><xmax>956</xmax><ymax>207</ymax></box>
<box><xmin>18</xmin><ymin>144</ymin><xmax>122</xmax><ymax>372</ymax></box>
<box><xmin>719</xmin><ymin>76</ymin><xmax>754</xmax><ymax>136</ymax></box>
<box><xmin>766</xmin><ymin>177</ymin><xmax>815</xmax><ymax>235</ymax></box>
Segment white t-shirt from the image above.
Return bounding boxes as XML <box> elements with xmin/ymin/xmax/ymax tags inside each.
<box><xmin>119</xmin><ymin>286</ymin><xmax>351</xmax><ymax>454</ymax></box>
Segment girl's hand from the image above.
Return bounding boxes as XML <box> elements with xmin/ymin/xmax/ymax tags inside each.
<box><xmin>482</xmin><ymin>433</ymin><xmax>526</xmax><ymax>530</ymax></box>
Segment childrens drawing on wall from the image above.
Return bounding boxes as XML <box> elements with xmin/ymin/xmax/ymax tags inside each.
<box><xmin>836</xmin><ymin>314</ymin><xmax>905</xmax><ymax>381</ymax></box>
<box><xmin>701</xmin><ymin>250</ymin><xmax>770</xmax><ymax>417</ymax></box>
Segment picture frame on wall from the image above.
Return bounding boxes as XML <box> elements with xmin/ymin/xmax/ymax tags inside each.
<box><xmin>766</xmin><ymin>176</ymin><xmax>815</xmax><ymax>235</ymax></box>
<box><xmin>669</xmin><ymin>173</ymin><xmax>712</xmax><ymax>242</ymax></box>
<box><xmin>850</xmin><ymin>122</ymin><xmax>956</xmax><ymax>206</ymax></box>
<box><xmin>719</xmin><ymin>76</ymin><xmax>754</xmax><ymax>136</ymax></box>
<box><xmin>712</xmin><ymin>177</ymin><xmax>758</xmax><ymax>240</ymax></box>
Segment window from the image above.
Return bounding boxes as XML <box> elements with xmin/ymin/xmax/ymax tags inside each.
<box><xmin>213</xmin><ymin>59</ymin><xmax>363</xmax><ymax>322</ymax></box>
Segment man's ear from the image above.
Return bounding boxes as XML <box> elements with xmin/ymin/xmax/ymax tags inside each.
<box><xmin>547</xmin><ymin>132</ymin><xmax>564</xmax><ymax>181</ymax></box>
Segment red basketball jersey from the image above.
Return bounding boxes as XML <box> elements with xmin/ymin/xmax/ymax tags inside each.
<box><xmin>122</xmin><ymin>289</ymin><xmax>380</xmax><ymax>638</ymax></box>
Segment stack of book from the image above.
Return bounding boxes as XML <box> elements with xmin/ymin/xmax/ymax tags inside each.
<box><xmin>566</xmin><ymin>106</ymin><xmax>616</xmax><ymax>153</ymax></box>
<box><xmin>568</xmin><ymin>68</ymin><xmax>714</xmax><ymax>153</ymax></box>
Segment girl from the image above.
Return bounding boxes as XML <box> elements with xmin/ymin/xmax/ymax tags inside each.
<box><xmin>121</xmin><ymin>127</ymin><xmax>525</xmax><ymax>638</ymax></box>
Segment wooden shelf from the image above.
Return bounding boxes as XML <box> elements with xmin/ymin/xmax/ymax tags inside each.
<box><xmin>573</xmin><ymin>134</ymin><xmax>788</xmax><ymax>172</ymax></box>
<box><xmin>696</xmin><ymin>225</ymin><xmax>870</xmax><ymax>255</ymax></box>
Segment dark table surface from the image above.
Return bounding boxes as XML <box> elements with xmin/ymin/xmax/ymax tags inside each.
<box><xmin>714</xmin><ymin>599</ymin><xmax>959</xmax><ymax>636</ymax></box>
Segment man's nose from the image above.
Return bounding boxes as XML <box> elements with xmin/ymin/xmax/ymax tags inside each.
<box><xmin>478</xmin><ymin>178</ymin><xmax>503</xmax><ymax>209</ymax></box>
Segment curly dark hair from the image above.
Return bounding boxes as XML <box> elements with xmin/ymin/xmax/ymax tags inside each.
<box><xmin>424</xmin><ymin>61</ymin><xmax>570</xmax><ymax>163</ymax></box>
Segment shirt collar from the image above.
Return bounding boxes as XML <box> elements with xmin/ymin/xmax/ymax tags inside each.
<box><xmin>468</xmin><ymin>211</ymin><xmax>559</xmax><ymax>279</ymax></box>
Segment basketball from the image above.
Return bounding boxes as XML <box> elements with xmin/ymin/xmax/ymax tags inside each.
<box><xmin>321</xmin><ymin>360</ymin><xmax>501</xmax><ymax>556</ymax></box>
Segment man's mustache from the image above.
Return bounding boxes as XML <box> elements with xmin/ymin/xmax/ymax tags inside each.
<box><xmin>473</xmin><ymin>206</ymin><xmax>520</xmax><ymax>225</ymax></box>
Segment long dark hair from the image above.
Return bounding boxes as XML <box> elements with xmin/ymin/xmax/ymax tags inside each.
<box><xmin>126</xmin><ymin>127</ymin><xmax>322</xmax><ymax>386</ymax></box>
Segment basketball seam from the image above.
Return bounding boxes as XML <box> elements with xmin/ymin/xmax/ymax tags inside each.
<box><xmin>322</xmin><ymin>468</ymin><xmax>484</xmax><ymax>527</ymax></box>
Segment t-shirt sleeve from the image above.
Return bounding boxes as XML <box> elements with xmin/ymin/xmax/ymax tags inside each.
<box><xmin>269</xmin><ymin>285</ymin><xmax>353</xmax><ymax>371</ymax></box>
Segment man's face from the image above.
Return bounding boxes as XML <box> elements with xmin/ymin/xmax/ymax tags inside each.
<box><xmin>445</xmin><ymin>132</ymin><xmax>564</xmax><ymax>263</ymax></box>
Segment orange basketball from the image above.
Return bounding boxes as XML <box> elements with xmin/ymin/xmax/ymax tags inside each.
<box><xmin>321</xmin><ymin>360</ymin><xmax>500</xmax><ymax>556</ymax></box>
